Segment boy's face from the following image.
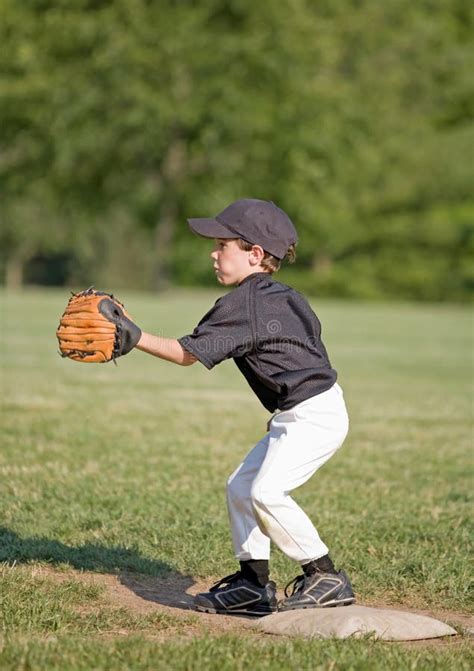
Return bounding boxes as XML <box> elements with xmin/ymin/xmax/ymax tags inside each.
<box><xmin>210</xmin><ymin>238</ymin><xmax>265</xmax><ymax>285</ymax></box>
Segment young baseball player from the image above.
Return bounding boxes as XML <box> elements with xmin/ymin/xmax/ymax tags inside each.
<box><xmin>136</xmin><ymin>198</ymin><xmax>355</xmax><ymax>615</ymax></box>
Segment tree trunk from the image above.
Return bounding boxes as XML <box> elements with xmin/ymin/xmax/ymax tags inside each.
<box><xmin>153</xmin><ymin>202</ymin><xmax>176</xmax><ymax>291</ymax></box>
<box><xmin>311</xmin><ymin>253</ymin><xmax>333</xmax><ymax>274</ymax></box>
<box><xmin>153</xmin><ymin>138</ymin><xmax>187</xmax><ymax>291</ymax></box>
<box><xmin>5</xmin><ymin>253</ymin><xmax>24</xmax><ymax>289</ymax></box>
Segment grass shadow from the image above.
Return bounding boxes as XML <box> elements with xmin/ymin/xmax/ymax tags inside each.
<box><xmin>0</xmin><ymin>527</ymin><xmax>196</xmax><ymax>612</ymax></box>
<box><xmin>118</xmin><ymin>572</ymin><xmax>199</xmax><ymax>612</ymax></box>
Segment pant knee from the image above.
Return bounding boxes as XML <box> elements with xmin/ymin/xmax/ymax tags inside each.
<box><xmin>227</xmin><ymin>472</ymin><xmax>249</xmax><ymax>503</ymax></box>
<box><xmin>250</xmin><ymin>481</ymin><xmax>279</xmax><ymax>509</ymax></box>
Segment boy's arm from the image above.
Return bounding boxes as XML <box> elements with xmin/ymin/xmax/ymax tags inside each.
<box><xmin>136</xmin><ymin>332</ymin><xmax>197</xmax><ymax>366</ymax></box>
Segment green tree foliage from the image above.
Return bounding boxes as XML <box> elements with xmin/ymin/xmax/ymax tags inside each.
<box><xmin>0</xmin><ymin>0</ymin><xmax>472</xmax><ymax>299</ymax></box>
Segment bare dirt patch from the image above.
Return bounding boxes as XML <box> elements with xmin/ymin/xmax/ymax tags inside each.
<box><xmin>32</xmin><ymin>565</ymin><xmax>257</xmax><ymax>638</ymax></box>
<box><xmin>32</xmin><ymin>565</ymin><xmax>472</xmax><ymax>645</ymax></box>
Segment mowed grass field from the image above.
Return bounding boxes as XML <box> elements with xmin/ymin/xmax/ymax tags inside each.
<box><xmin>0</xmin><ymin>287</ymin><xmax>472</xmax><ymax>670</ymax></box>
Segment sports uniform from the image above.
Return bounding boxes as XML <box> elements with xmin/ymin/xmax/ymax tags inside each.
<box><xmin>178</xmin><ymin>200</ymin><xmax>355</xmax><ymax>615</ymax></box>
<box><xmin>55</xmin><ymin>198</ymin><xmax>355</xmax><ymax>614</ymax></box>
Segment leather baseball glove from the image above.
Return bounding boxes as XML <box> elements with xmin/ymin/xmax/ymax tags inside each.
<box><xmin>56</xmin><ymin>287</ymin><xmax>142</xmax><ymax>363</ymax></box>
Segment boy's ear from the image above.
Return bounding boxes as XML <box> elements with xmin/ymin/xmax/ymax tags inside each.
<box><xmin>249</xmin><ymin>244</ymin><xmax>265</xmax><ymax>265</ymax></box>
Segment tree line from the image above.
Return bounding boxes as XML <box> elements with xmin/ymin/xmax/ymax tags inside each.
<box><xmin>1</xmin><ymin>0</ymin><xmax>472</xmax><ymax>300</ymax></box>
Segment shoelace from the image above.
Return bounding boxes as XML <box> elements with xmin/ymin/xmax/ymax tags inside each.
<box><xmin>209</xmin><ymin>571</ymin><xmax>243</xmax><ymax>593</ymax></box>
<box><xmin>284</xmin><ymin>574</ymin><xmax>306</xmax><ymax>598</ymax></box>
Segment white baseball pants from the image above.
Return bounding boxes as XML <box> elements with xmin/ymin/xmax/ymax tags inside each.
<box><xmin>226</xmin><ymin>383</ymin><xmax>349</xmax><ymax>564</ymax></box>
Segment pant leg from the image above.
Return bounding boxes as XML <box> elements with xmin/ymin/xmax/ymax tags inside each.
<box><xmin>226</xmin><ymin>434</ymin><xmax>272</xmax><ymax>560</ymax></box>
<box><xmin>250</xmin><ymin>384</ymin><xmax>349</xmax><ymax>564</ymax></box>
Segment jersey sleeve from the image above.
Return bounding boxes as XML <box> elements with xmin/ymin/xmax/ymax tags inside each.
<box><xmin>178</xmin><ymin>292</ymin><xmax>252</xmax><ymax>369</ymax></box>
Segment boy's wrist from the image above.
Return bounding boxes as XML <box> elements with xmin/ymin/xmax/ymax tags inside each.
<box><xmin>136</xmin><ymin>332</ymin><xmax>196</xmax><ymax>366</ymax></box>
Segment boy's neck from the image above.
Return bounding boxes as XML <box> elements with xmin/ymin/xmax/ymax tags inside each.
<box><xmin>237</xmin><ymin>269</ymin><xmax>271</xmax><ymax>286</ymax></box>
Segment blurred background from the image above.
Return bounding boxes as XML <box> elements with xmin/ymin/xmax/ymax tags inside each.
<box><xmin>1</xmin><ymin>0</ymin><xmax>472</xmax><ymax>301</ymax></box>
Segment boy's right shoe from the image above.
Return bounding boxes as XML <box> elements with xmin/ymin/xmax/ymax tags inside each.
<box><xmin>278</xmin><ymin>569</ymin><xmax>355</xmax><ymax>611</ymax></box>
<box><xmin>194</xmin><ymin>571</ymin><xmax>277</xmax><ymax>616</ymax></box>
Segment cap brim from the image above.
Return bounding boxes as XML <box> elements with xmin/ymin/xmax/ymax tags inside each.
<box><xmin>187</xmin><ymin>217</ymin><xmax>235</xmax><ymax>239</ymax></box>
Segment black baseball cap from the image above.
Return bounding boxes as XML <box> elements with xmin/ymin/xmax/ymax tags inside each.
<box><xmin>187</xmin><ymin>198</ymin><xmax>298</xmax><ymax>260</ymax></box>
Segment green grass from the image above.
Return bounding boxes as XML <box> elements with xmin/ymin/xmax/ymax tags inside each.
<box><xmin>0</xmin><ymin>287</ymin><xmax>472</xmax><ymax>669</ymax></box>
<box><xmin>1</xmin><ymin>634</ymin><xmax>473</xmax><ymax>671</ymax></box>
<box><xmin>0</xmin><ymin>564</ymin><xmax>192</xmax><ymax>636</ymax></box>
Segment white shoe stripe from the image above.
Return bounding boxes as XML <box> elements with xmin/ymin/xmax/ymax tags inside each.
<box><xmin>215</xmin><ymin>586</ymin><xmax>262</xmax><ymax>610</ymax></box>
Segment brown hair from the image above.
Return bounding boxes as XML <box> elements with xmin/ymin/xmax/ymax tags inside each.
<box><xmin>236</xmin><ymin>239</ymin><xmax>297</xmax><ymax>273</ymax></box>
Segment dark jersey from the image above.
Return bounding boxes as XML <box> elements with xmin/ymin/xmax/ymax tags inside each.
<box><xmin>178</xmin><ymin>272</ymin><xmax>337</xmax><ymax>412</ymax></box>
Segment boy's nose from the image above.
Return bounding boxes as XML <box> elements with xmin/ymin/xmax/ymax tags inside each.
<box><xmin>210</xmin><ymin>250</ymin><xmax>218</xmax><ymax>260</ymax></box>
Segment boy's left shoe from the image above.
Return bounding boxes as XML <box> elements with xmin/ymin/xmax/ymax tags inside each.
<box><xmin>278</xmin><ymin>569</ymin><xmax>355</xmax><ymax>611</ymax></box>
<box><xmin>194</xmin><ymin>571</ymin><xmax>277</xmax><ymax>616</ymax></box>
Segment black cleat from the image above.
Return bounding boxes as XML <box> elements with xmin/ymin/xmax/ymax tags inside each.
<box><xmin>194</xmin><ymin>571</ymin><xmax>277</xmax><ymax>617</ymax></box>
<box><xmin>278</xmin><ymin>569</ymin><xmax>355</xmax><ymax>611</ymax></box>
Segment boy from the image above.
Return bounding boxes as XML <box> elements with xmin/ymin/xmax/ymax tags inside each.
<box><xmin>136</xmin><ymin>198</ymin><xmax>355</xmax><ymax>616</ymax></box>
